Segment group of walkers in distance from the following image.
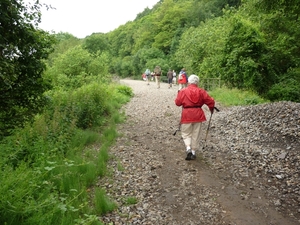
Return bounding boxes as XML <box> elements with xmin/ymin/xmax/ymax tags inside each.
<box><xmin>142</xmin><ymin>66</ymin><xmax>216</xmax><ymax>161</ymax></box>
<box><xmin>142</xmin><ymin>67</ymin><xmax>189</xmax><ymax>91</ymax></box>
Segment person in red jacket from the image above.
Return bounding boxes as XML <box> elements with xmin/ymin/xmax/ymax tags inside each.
<box><xmin>177</xmin><ymin>68</ymin><xmax>188</xmax><ymax>91</ymax></box>
<box><xmin>175</xmin><ymin>74</ymin><xmax>215</xmax><ymax>160</ymax></box>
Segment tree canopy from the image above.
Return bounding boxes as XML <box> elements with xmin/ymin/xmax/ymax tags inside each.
<box><xmin>87</xmin><ymin>0</ymin><xmax>298</xmax><ymax>102</ymax></box>
<box><xmin>0</xmin><ymin>0</ymin><xmax>56</xmax><ymax>137</ymax></box>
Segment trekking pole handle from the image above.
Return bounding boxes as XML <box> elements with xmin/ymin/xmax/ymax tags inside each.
<box><xmin>214</xmin><ymin>107</ymin><xmax>220</xmax><ymax>112</ymax></box>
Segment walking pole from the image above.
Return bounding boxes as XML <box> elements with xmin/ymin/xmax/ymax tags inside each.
<box><xmin>203</xmin><ymin>107</ymin><xmax>219</xmax><ymax>149</ymax></box>
<box><xmin>173</xmin><ymin>123</ymin><xmax>181</xmax><ymax>136</ymax></box>
<box><xmin>173</xmin><ymin>107</ymin><xmax>183</xmax><ymax>136</ymax></box>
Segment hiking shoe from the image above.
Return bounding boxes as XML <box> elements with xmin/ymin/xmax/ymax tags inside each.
<box><xmin>190</xmin><ymin>154</ymin><xmax>196</xmax><ymax>160</ymax></box>
<box><xmin>185</xmin><ymin>152</ymin><xmax>192</xmax><ymax>160</ymax></box>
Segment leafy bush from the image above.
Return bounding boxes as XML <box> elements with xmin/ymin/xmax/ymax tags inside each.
<box><xmin>44</xmin><ymin>46</ymin><xmax>110</xmax><ymax>90</ymax></box>
<box><xmin>267</xmin><ymin>80</ymin><xmax>300</xmax><ymax>102</ymax></box>
<box><xmin>222</xmin><ymin>16</ymin><xmax>269</xmax><ymax>93</ymax></box>
<box><xmin>46</xmin><ymin>82</ymin><xmax>109</xmax><ymax>129</ymax></box>
<box><xmin>0</xmin><ymin>79</ymin><xmax>133</xmax><ymax>224</ymax></box>
<box><xmin>116</xmin><ymin>85</ymin><xmax>134</xmax><ymax>97</ymax></box>
<box><xmin>266</xmin><ymin>68</ymin><xmax>300</xmax><ymax>102</ymax></box>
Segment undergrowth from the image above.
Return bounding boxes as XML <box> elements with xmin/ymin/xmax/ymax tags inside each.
<box><xmin>0</xmin><ymin>82</ymin><xmax>133</xmax><ymax>225</ymax></box>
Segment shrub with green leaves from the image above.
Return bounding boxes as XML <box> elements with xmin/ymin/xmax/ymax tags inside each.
<box><xmin>46</xmin><ymin>82</ymin><xmax>111</xmax><ymax>129</ymax></box>
<box><xmin>266</xmin><ymin>68</ymin><xmax>300</xmax><ymax>102</ymax></box>
<box><xmin>44</xmin><ymin>45</ymin><xmax>110</xmax><ymax>91</ymax></box>
<box><xmin>116</xmin><ymin>85</ymin><xmax>134</xmax><ymax>97</ymax></box>
<box><xmin>0</xmin><ymin>78</ymin><xmax>133</xmax><ymax>224</ymax></box>
<box><xmin>267</xmin><ymin>80</ymin><xmax>300</xmax><ymax>102</ymax></box>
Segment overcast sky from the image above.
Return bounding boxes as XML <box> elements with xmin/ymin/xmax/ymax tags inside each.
<box><xmin>36</xmin><ymin>0</ymin><xmax>159</xmax><ymax>38</ymax></box>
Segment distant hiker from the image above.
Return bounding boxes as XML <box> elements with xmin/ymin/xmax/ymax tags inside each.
<box><xmin>145</xmin><ymin>68</ymin><xmax>151</xmax><ymax>85</ymax></box>
<box><xmin>175</xmin><ymin>74</ymin><xmax>215</xmax><ymax>160</ymax></box>
<box><xmin>172</xmin><ymin>70</ymin><xmax>177</xmax><ymax>85</ymax></box>
<box><xmin>167</xmin><ymin>69</ymin><xmax>174</xmax><ymax>88</ymax></box>
<box><xmin>142</xmin><ymin>73</ymin><xmax>147</xmax><ymax>81</ymax></box>
<box><xmin>151</xmin><ymin>72</ymin><xmax>155</xmax><ymax>81</ymax></box>
<box><xmin>154</xmin><ymin>65</ymin><xmax>162</xmax><ymax>89</ymax></box>
<box><xmin>178</xmin><ymin>68</ymin><xmax>188</xmax><ymax>91</ymax></box>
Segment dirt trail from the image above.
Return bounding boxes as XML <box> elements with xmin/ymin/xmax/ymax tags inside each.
<box><xmin>101</xmin><ymin>79</ymin><xmax>299</xmax><ymax>225</ymax></box>
<box><xmin>155</xmin><ymin>141</ymin><xmax>297</xmax><ymax>225</ymax></box>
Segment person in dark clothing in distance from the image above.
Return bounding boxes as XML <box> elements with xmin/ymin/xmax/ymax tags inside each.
<box><xmin>167</xmin><ymin>69</ymin><xmax>174</xmax><ymax>88</ymax></box>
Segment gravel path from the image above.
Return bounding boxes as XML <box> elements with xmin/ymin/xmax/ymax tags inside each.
<box><xmin>99</xmin><ymin>79</ymin><xmax>300</xmax><ymax>225</ymax></box>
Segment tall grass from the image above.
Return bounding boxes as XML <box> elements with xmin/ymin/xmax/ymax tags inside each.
<box><xmin>0</xmin><ymin>82</ymin><xmax>133</xmax><ymax>225</ymax></box>
<box><xmin>209</xmin><ymin>87</ymin><xmax>269</xmax><ymax>106</ymax></box>
<box><xmin>94</xmin><ymin>188</ymin><xmax>116</xmax><ymax>215</ymax></box>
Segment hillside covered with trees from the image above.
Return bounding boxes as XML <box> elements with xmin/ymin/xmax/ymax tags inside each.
<box><xmin>83</xmin><ymin>0</ymin><xmax>299</xmax><ymax>102</ymax></box>
<box><xmin>2</xmin><ymin>0</ymin><xmax>299</xmax><ymax>137</ymax></box>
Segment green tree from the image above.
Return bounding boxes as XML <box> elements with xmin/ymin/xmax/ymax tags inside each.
<box><xmin>175</xmin><ymin>14</ymin><xmax>232</xmax><ymax>77</ymax></box>
<box><xmin>222</xmin><ymin>16</ymin><xmax>268</xmax><ymax>93</ymax></box>
<box><xmin>132</xmin><ymin>47</ymin><xmax>165</xmax><ymax>75</ymax></box>
<box><xmin>45</xmin><ymin>46</ymin><xmax>110</xmax><ymax>89</ymax></box>
<box><xmin>83</xmin><ymin>33</ymin><xmax>110</xmax><ymax>54</ymax></box>
<box><xmin>255</xmin><ymin>0</ymin><xmax>300</xmax><ymax>101</ymax></box>
<box><xmin>132</xmin><ymin>17</ymin><xmax>157</xmax><ymax>53</ymax></box>
<box><xmin>186</xmin><ymin>0</ymin><xmax>241</xmax><ymax>27</ymax></box>
<box><xmin>135</xmin><ymin>7</ymin><xmax>153</xmax><ymax>20</ymax></box>
<box><xmin>152</xmin><ymin>0</ymin><xmax>190</xmax><ymax>54</ymax></box>
<box><xmin>0</xmin><ymin>0</ymin><xmax>56</xmax><ymax>137</ymax></box>
<box><xmin>256</xmin><ymin>0</ymin><xmax>300</xmax><ymax>13</ymax></box>
<box><xmin>46</xmin><ymin>32</ymin><xmax>82</xmax><ymax>67</ymax></box>
<box><xmin>108</xmin><ymin>23</ymin><xmax>137</xmax><ymax>59</ymax></box>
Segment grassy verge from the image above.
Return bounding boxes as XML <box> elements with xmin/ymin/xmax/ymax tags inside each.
<box><xmin>0</xmin><ymin>82</ymin><xmax>133</xmax><ymax>225</ymax></box>
<box><xmin>209</xmin><ymin>87</ymin><xmax>269</xmax><ymax>106</ymax></box>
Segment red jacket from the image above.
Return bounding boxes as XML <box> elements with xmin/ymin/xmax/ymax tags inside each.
<box><xmin>175</xmin><ymin>84</ymin><xmax>215</xmax><ymax>123</ymax></box>
<box><xmin>178</xmin><ymin>72</ymin><xmax>187</xmax><ymax>84</ymax></box>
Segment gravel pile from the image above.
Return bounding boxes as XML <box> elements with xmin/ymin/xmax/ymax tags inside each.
<box><xmin>207</xmin><ymin>101</ymin><xmax>300</xmax><ymax>217</ymax></box>
<box><xmin>98</xmin><ymin>79</ymin><xmax>300</xmax><ymax>225</ymax></box>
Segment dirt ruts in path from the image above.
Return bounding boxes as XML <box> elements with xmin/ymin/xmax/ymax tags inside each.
<box><xmin>101</xmin><ymin>79</ymin><xmax>299</xmax><ymax>225</ymax></box>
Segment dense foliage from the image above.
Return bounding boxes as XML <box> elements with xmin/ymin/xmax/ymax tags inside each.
<box><xmin>0</xmin><ymin>80</ymin><xmax>132</xmax><ymax>224</ymax></box>
<box><xmin>0</xmin><ymin>0</ymin><xmax>56</xmax><ymax>137</ymax></box>
<box><xmin>1</xmin><ymin>0</ymin><xmax>299</xmax><ymax>138</ymax></box>
<box><xmin>84</xmin><ymin>0</ymin><xmax>299</xmax><ymax>102</ymax></box>
<box><xmin>0</xmin><ymin>1</ymin><xmax>133</xmax><ymax>224</ymax></box>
